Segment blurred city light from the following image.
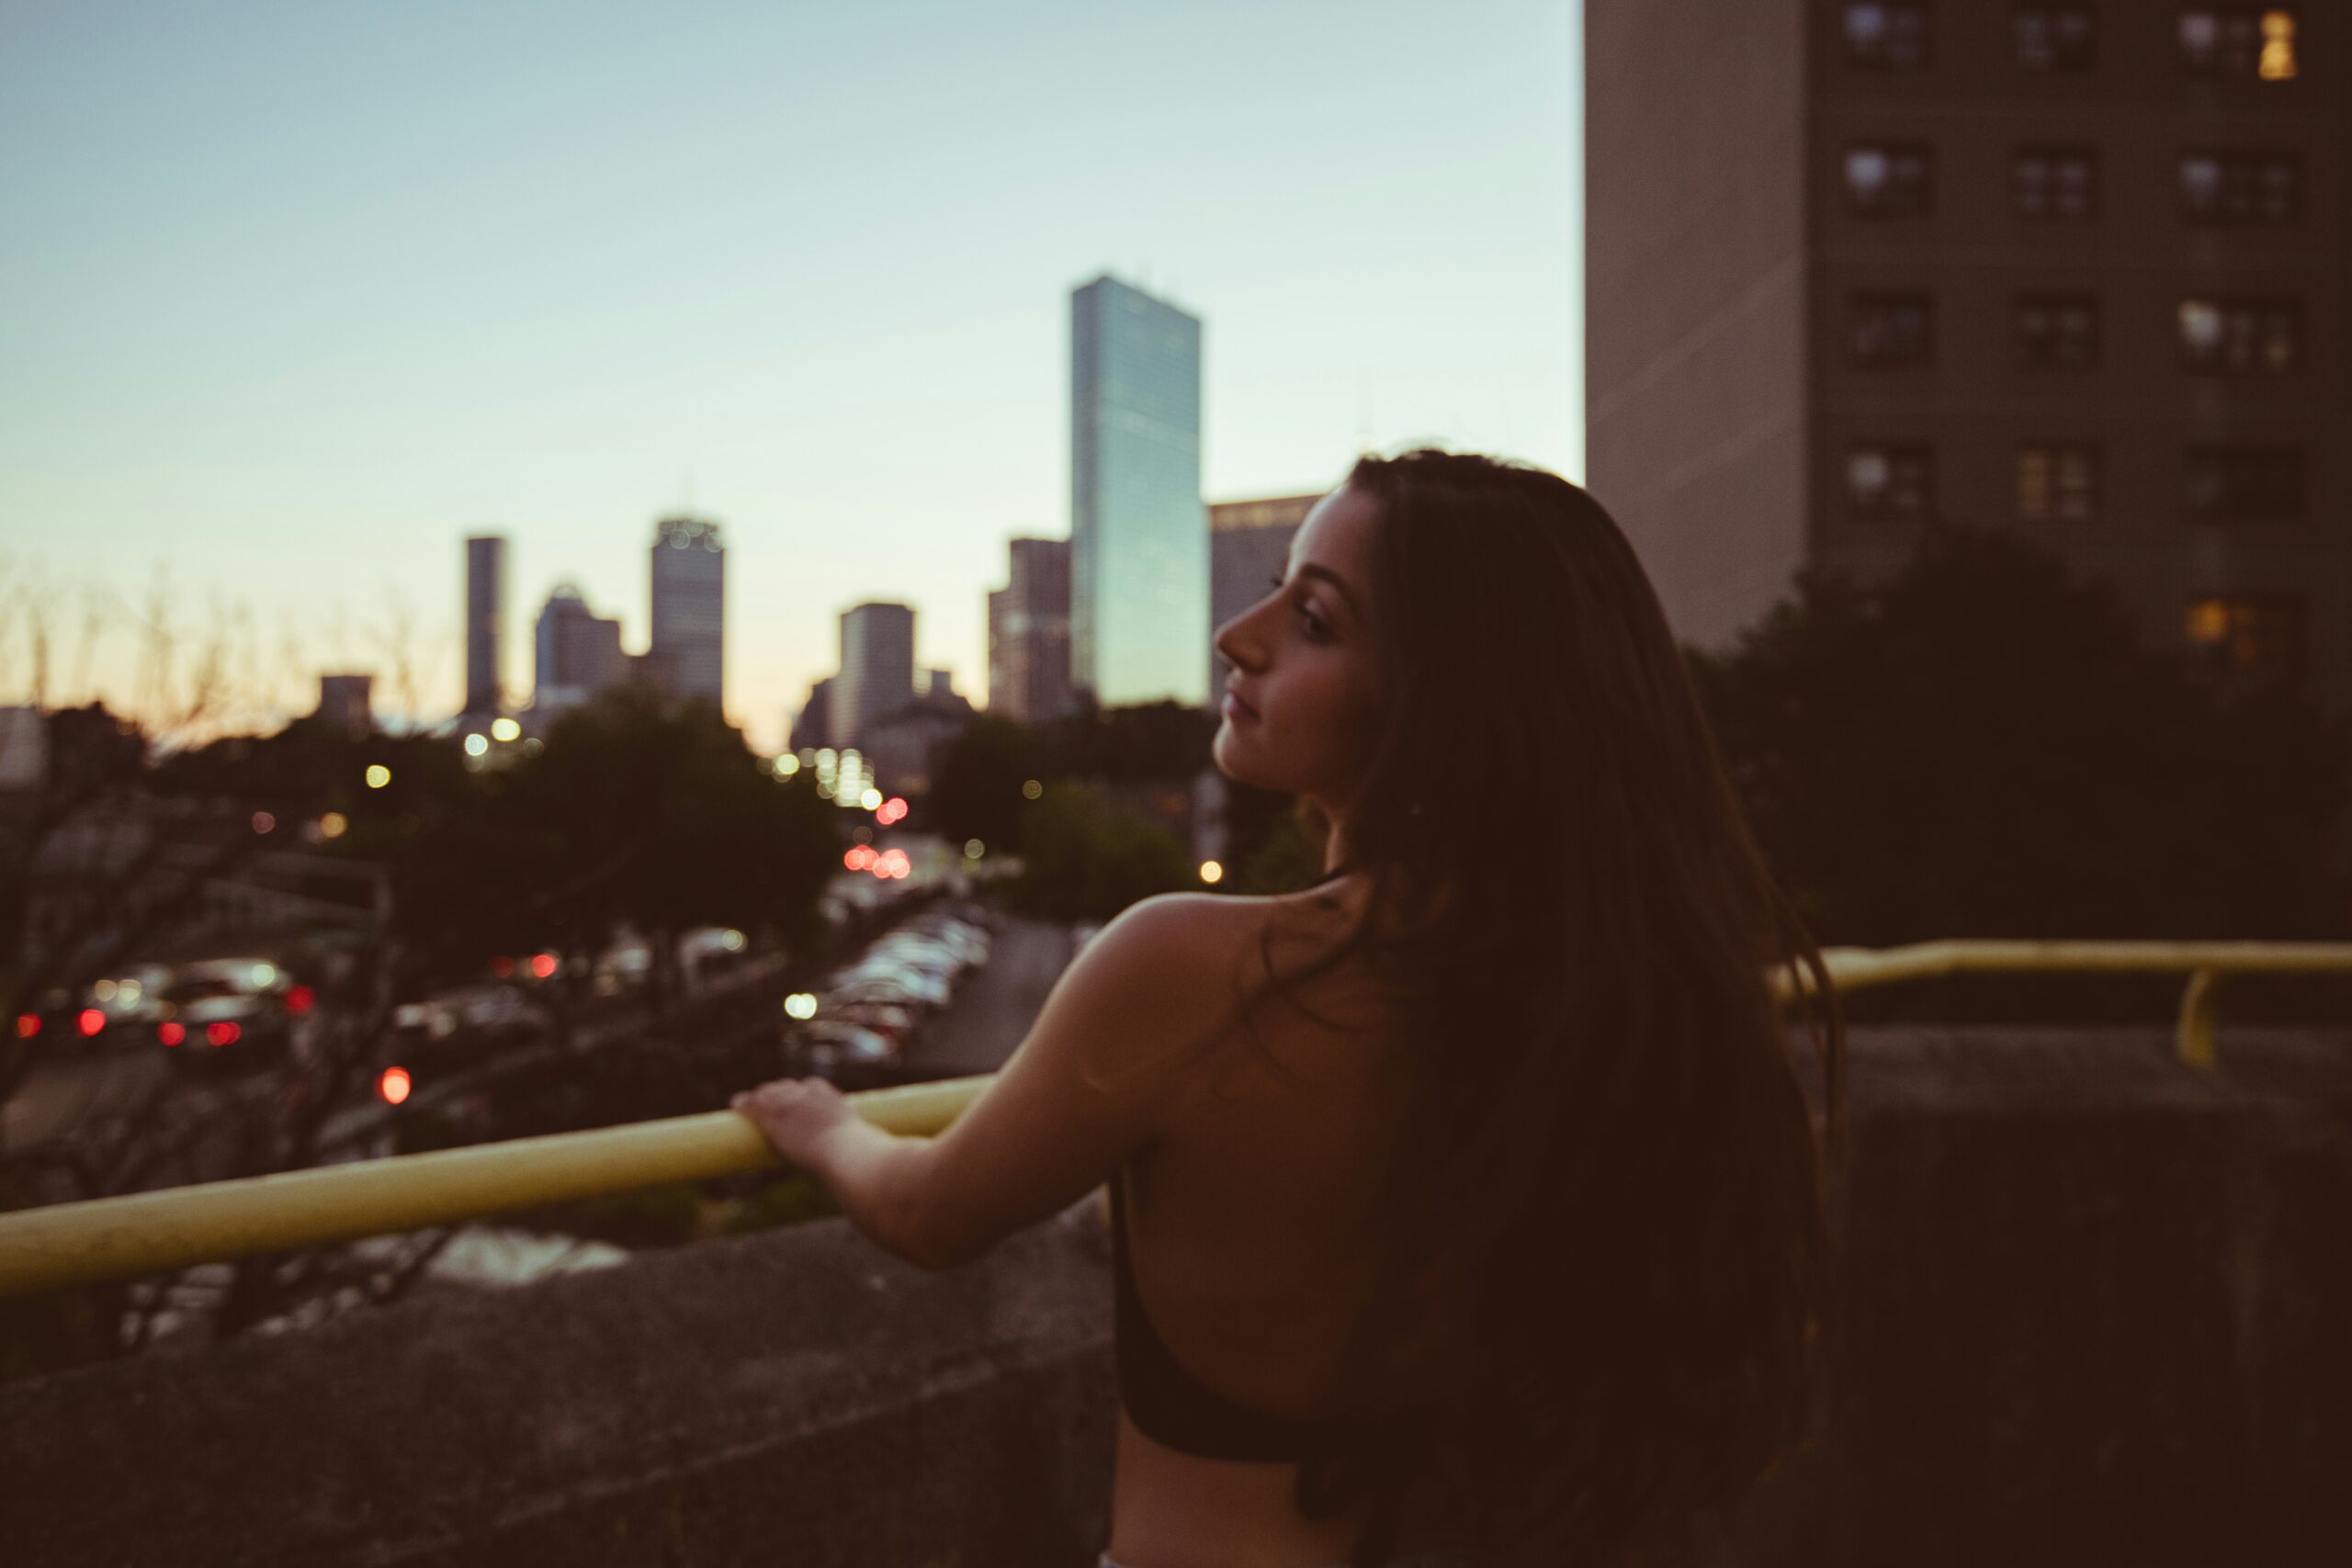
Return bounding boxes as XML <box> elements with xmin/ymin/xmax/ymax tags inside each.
<box><xmin>157</xmin><ymin>1022</ymin><xmax>185</xmax><ymax>1047</ymax></box>
<box><xmin>529</xmin><ymin>953</ymin><xmax>558</xmax><ymax>979</ymax></box>
<box><xmin>76</xmin><ymin>1009</ymin><xmax>104</xmax><ymax>1037</ymax></box>
<box><xmin>12</xmin><ymin>1014</ymin><xmax>36</xmax><ymax>1039</ymax></box>
<box><xmin>206</xmin><ymin>1021</ymin><xmax>241</xmax><ymax>1047</ymax></box>
<box><xmin>860</xmin><ymin>787</ymin><xmax>883</xmax><ymax>810</ymax></box>
<box><xmin>1199</xmin><ymin>860</ymin><xmax>1225</xmax><ymax>885</ymax></box>
<box><xmin>320</xmin><ymin>812</ymin><xmax>348</xmax><ymax>839</ymax></box>
<box><xmin>785</xmin><ymin>992</ymin><xmax>818</xmax><ymax>1020</ymax></box>
<box><xmin>252</xmin><ymin>963</ymin><xmax>277</xmax><ymax>987</ymax></box>
<box><xmin>379</xmin><ymin>1066</ymin><xmax>413</xmax><ymax>1106</ymax></box>
<box><xmin>365</xmin><ymin>764</ymin><xmax>391</xmax><ymax>789</ymax></box>
<box><xmin>284</xmin><ymin>986</ymin><xmax>316</xmax><ymax>1015</ymax></box>
<box><xmin>845</xmin><ymin>845</ymin><xmax>877</xmax><ymax>871</ymax></box>
<box><xmin>777</xmin><ymin>754</ymin><xmax>800</xmax><ymax>777</ymax></box>
<box><xmin>93</xmin><ymin>979</ymin><xmax>117</xmax><ymax>1002</ymax></box>
<box><xmin>490</xmin><ymin>955</ymin><xmax>514</xmax><ymax>979</ymax></box>
<box><xmin>463</xmin><ymin>733</ymin><xmax>490</xmax><ymax>758</ymax></box>
<box><xmin>491</xmin><ymin>717</ymin><xmax>522</xmax><ymax>741</ymax></box>
<box><xmin>118</xmin><ymin>978</ymin><xmax>141</xmax><ymax>1003</ymax></box>
<box><xmin>1022</xmin><ymin>779</ymin><xmax>1043</xmax><ymax>800</ymax></box>
<box><xmin>720</xmin><ymin>930</ymin><xmax>745</xmax><ymax>953</ymax></box>
<box><xmin>252</xmin><ymin>811</ymin><xmax>276</xmax><ymax>834</ymax></box>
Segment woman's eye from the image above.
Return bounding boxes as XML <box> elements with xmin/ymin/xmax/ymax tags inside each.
<box><xmin>1266</xmin><ymin>572</ymin><xmax>1329</xmax><ymax>641</ymax></box>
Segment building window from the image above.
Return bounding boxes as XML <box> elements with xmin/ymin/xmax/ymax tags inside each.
<box><xmin>1846</xmin><ymin>444</ymin><xmax>1934</xmax><ymax>520</ymax></box>
<box><xmin>2187</xmin><ymin>446</ymin><xmax>2306</xmax><ymax>518</ymax></box>
<box><xmin>2178</xmin><ymin>298</ymin><xmax>2301</xmax><ymax>373</ymax></box>
<box><xmin>1845</xmin><ymin>3</ymin><xmax>1932</xmax><ymax>66</ymax></box>
<box><xmin>2017</xmin><ymin>445</ymin><xmax>2099</xmax><ymax>521</ymax></box>
<box><xmin>2015</xmin><ymin>6</ymin><xmax>2097</xmax><ymax>70</ymax></box>
<box><xmin>2013</xmin><ymin>146</ymin><xmax>2098</xmax><ymax>219</ymax></box>
<box><xmin>2185</xmin><ymin>595</ymin><xmax>2304</xmax><ymax>675</ymax></box>
<box><xmin>1845</xmin><ymin>143</ymin><xmax>1934</xmax><ymax>216</ymax></box>
<box><xmin>2180</xmin><ymin>151</ymin><xmax>2301</xmax><ymax>222</ymax></box>
<box><xmin>1849</xmin><ymin>293</ymin><xmax>1935</xmax><ymax>367</ymax></box>
<box><xmin>2178</xmin><ymin>8</ymin><xmax>2298</xmax><ymax>80</ymax></box>
<box><xmin>2014</xmin><ymin>295</ymin><xmax>2100</xmax><ymax>369</ymax></box>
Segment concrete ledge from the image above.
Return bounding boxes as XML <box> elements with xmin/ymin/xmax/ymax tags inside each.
<box><xmin>0</xmin><ymin>1194</ymin><xmax>1120</xmax><ymax>1567</ymax></box>
<box><xmin>1</xmin><ymin>1026</ymin><xmax>2346</xmax><ymax>1567</ymax></box>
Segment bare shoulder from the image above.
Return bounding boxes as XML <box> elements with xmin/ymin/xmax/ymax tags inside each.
<box><xmin>1073</xmin><ymin>886</ymin><xmax>1362</xmax><ymax>1018</ymax></box>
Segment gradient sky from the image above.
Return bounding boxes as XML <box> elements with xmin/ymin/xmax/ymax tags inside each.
<box><xmin>0</xmin><ymin>0</ymin><xmax>1583</xmax><ymax>752</ymax></box>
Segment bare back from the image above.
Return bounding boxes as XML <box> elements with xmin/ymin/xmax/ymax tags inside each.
<box><xmin>1105</xmin><ymin>883</ymin><xmax>1459</xmax><ymax>1566</ymax></box>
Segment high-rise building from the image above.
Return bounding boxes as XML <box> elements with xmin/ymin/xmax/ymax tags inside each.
<box><xmin>650</xmin><ymin>516</ymin><xmax>725</xmax><ymax>707</ymax></box>
<box><xmin>534</xmin><ymin>583</ymin><xmax>626</xmax><ymax>714</ymax></box>
<box><xmin>1070</xmin><ymin>274</ymin><xmax>1209</xmax><ymax>708</ymax></box>
<box><xmin>463</xmin><ymin>536</ymin><xmax>506</xmax><ymax>717</ymax></box>
<box><xmin>988</xmin><ymin>536</ymin><xmax>1075</xmax><ymax>723</ymax></box>
<box><xmin>835</xmin><ymin>602</ymin><xmax>916</xmax><ymax>750</ymax></box>
<box><xmin>1586</xmin><ymin>3</ymin><xmax>2346</xmax><ymax>708</ymax></box>
<box><xmin>789</xmin><ymin>677</ymin><xmax>834</xmax><ymax>753</ymax></box>
<box><xmin>1208</xmin><ymin>494</ymin><xmax>1322</xmax><ymax>695</ymax></box>
<box><xmin>311</xmin><ymin>674</ymin><xmax>374</xmax><ymax>738</ymax></box>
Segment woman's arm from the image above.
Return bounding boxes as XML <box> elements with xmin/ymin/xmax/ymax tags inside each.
<box><xmin>734</xmin><ymin>894</ymin><xmax>1234</xmax><ymax>1269</ymax></box>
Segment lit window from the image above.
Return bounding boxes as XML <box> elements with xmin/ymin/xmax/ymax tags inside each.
<box><xmin>2184</xmin><ymin>595</ymin><xmax>2304</xmax><ymax>675</ymax></box>
<box><xmin>2186</xmin><ymin>446</ymin><xmax>2305</xmax><ymax>518</ymax></box>
<box><xmin>1846</xmin><ymin>3</ymin><xmax>1932</xmax><ymax>67</ymax></box>
<box><xmin>2178</xmin><ymin>298</ymin><xmax>2301</xmax><ymax>373</ymax></box>
<box><xmin>2179</xmin><ymin>151</ymin><xmax>2301</xmax><ymax>223</ymax></box>
<box><xmin>2014</xmin><ymin>295</ymin><xmax>2100</xmax><ymax>370</ymax></box>
<box><xmin>2013</xmin><ymin>147</ymin><xmax>2098</xmax><ymax>219</ymax></box>
<box><xmin>1846</xmin><ymin>443</ymin><xmax>1935</xmax><ymax>521</ymax></box>
<box><xmin>2015</xmin><ymin>6</ymin><xmax>2097</xmax><ymax>71</ymax></box>
<box><xmin>2017</xmin><ymin>445</ymin><xmax>2099</xmax><ymax>521</ymax></box>
<box><xmin>2179</xmin><ymin>8</ymin><xmax>2297</xmax><ymax>79</ymax></box>
<box><xmin>1848</xmin><ymin>293</ymin><xmax>1935</xmax><ymax>367</ymax></box>
<box><xmin>1845</xmin><ymin>143</ymin><xmax>1934</xmax><ymax>216</ymax></box>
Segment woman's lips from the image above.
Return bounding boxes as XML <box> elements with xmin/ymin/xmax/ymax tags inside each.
<box><xmin>1222</xmin><ymin>692</ymin><xmax>1259</xmax><ymax>723</ymax></box>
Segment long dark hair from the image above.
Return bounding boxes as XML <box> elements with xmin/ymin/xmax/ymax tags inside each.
<box><xmin>1245</xmin><ymin>448</ymin><xmax>1849</xmax><ymax>1568</ymax></box>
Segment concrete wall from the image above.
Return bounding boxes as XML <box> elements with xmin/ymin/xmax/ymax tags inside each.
<box><xmin>3</xmin><ymin>1025</ymin><xmax>2347</xmax><ymax>1567</ymax></box>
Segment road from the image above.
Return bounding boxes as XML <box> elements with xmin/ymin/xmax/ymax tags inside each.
<box><xmin>903</xmin><ymin>917</ymin><xmax>1081</xmax><ymax>1077</ymax></box>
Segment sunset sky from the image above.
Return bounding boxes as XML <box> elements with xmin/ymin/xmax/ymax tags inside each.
<box><xmin>0</xmin><ymin>0</ymin><xmax>1583</xmax><ymax>751</ymax></box>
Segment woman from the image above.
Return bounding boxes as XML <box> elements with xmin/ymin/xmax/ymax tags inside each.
<box><xmin>734</xmin><ymin>448</ymin><xmax>1849</xmax><ymax>1568</ymax></box>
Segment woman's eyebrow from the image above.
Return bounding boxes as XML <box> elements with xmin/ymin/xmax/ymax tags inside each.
<box><xmin>1293</xmin><ymin>562</ymin><xmax>1358</xmax><ymax>613</ymax></box>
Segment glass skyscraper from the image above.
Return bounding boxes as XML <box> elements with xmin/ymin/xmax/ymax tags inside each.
<box><xmin>649</xmin><ymin>516</ymin><xmax>725</xmax><ymax>707</ymax></box>
<box><xmin>1069</xmin><ymin>275</ymin><xmax>1207</xmax><ymax>708</ymax></box>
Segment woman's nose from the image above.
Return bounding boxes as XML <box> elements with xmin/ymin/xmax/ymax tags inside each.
<box><xmin>1214</xmin><ymin>613</ymin><xmax>1261</xmax><ymax>673</ymax></box>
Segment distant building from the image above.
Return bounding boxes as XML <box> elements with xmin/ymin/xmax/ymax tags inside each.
<box><xmin>1070</xmin><ymin>274</ymin><xmax>1208</xmax><ymax>708</ymax></box>
<box><xmin>463</xmin><ymin>536</ymin><xmax>506</xmax><ymax>717</ymax></box>
<box><xmin>988</xmin><ymin>536</ymin><xmax>1074</xmax><ymax>723</ymax></box>
<box><xmin>864</xmin><ymin>671</ymin><xmax>976</xmax><ymax>795</ymax></box>
<box><xmin>788</xmin><ymin>677</ymin><xmax>835</xmax><ymax>753</ymax></box>
<box><xmin>0</xmin><ymin>705</ymin><xmax>47</xmax><ymax>792</ymax></box>
<box><xmin>1208</xmin><ymin>493</ymin><xmax>1321</xmax><ymax>696</ymax></box>
<box><xmin>1586</xmin><ymin>0</ymin><xmax>2348</xmax><ymax>708</ymax></box>
<box><xmin>650</xmin><ymin>516</ymin><xmax>725</xmax><ymax>707</ymax></box>
<box><xmin>311</xmin><ymin>674</ymin><xmax>375</xmax><ymax>738</ymax></box>
<box><xmin>835</xmin><ymin>603</ymin><xmax>917</xmax><ymax>750</ymax></box>
<box><xmin>533</xmin><ymin>583</ymin><xmax>626</xmax><ymax>714</ymax></box>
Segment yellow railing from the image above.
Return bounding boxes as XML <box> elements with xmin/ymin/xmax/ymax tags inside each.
<box><xmin>0</xmin><ymin>940</ymin><xmax>2344</xmax><ymax>1301</ymax></box>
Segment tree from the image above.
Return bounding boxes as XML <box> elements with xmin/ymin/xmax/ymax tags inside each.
<box><xmin>1687</xmin><ymin>523</ymin><xmax>2349</xmax><ymax>949</ymax></box>
<box><xmin>924</xmin><ymin>715</ymin><xmax>1057</xmax><ymax>855</ymax></box>
<box><xmin>1010</xmin><ymin>782</ymin><xmax>1193</xmax><ymax>922</ymax></box>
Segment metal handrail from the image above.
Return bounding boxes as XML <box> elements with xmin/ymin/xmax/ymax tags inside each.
<box><xmin>0</xmin><ymin>940</ymin><xmax>2344</xmax><ymax>1301</ymax></box>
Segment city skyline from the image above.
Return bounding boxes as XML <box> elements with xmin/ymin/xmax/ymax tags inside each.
<box><xmin>0</xmin><ymin>1</ymin><xmax>1582</xmax><ymax>752</ymax></box>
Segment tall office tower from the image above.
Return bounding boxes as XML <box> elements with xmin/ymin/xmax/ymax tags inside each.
<box><xmin>835</xmin><ymin>602</ymin><xmax>917</xmax><ymax>750</ymax></box>
<box><xmin>533</xmin><ymin>582</ymin><xmax>626</xmax><ymax>713</ymax></box>
<box><xmin>788</xmin><ymin>676</ymin><xmax>834</xmax><ymax>752</ymax></box>
<box><xmin>1587</xmin><ymin>4</ymin><xmax>2346</xmax><ymax>709</ymax></box>
<box><xmin>463</xmin><ymin>536</ymin><xmax>506</xmax><ymax>717</ymax></box>
<box><xmin>649</xmin><ymin>516</ymin><xmax>726</xmax><ymax>706</ymax></box>
<box><xmin>1208</xmin><ymin>494</ymin><xmax>1322</xmax><ymax>695</ymax></box>
<box><xmin>987</xmin><ymin>536</ymin><xmax>1075</xmax><ymax>722</ymax></box>
<box><xmin>311</xmin><ymin>674</ymin><xmax>375</xmax><ymax>738</ymax></box>
<box><xmin>1070</xmin><ymin>274</ymin><xmax>1209</xmax><ymax>708</ymax></box>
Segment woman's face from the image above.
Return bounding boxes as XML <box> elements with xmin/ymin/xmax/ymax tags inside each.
<box><xmin>1211</xmin><ymin>482</ymin><xmax>1386</xmax><ymax>811</ymax></box>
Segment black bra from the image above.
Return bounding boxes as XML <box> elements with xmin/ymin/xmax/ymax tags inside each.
<box><xmin>1106</xmin><ymin>1168</ymin><xmax>1445</xmax><ymax>1455</ymax></box>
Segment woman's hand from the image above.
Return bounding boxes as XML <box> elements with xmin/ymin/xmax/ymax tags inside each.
<box><xmin>731</xmin><ymin>1076</ymin><xmax>859</xmax><ymax>1173</ymax></box>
